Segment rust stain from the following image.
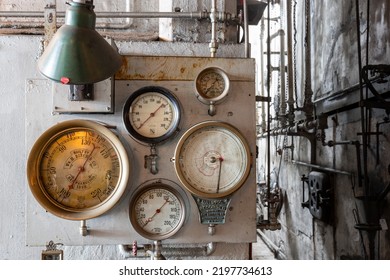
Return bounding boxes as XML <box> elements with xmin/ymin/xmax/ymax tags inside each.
<box><xmin>115</xmin><ymin>56</ymin><xmax>131</xmax><ymax>80</ymax></box>
<box><xmin>116</xmin><ymin>56</ymin><xmax>220</xmax><ymax>81</ymax></box>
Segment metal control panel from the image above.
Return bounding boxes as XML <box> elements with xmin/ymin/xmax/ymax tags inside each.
<box><xmin>26</xmin><ymin>56</ymin><xmax>257</xmax><ymax>246</ymax></box>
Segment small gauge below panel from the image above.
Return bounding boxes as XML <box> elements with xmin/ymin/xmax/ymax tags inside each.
<box><xmin>123</xmin><ymin>86</ymin><xmax>181</xmax><ymax>145</ymax></box>
<box><xmin>129</xmin><ymin>179</ymin><xmax>188</xmax><ymax>241</ymax></box>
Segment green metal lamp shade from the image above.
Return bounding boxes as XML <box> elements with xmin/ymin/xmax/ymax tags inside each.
<box><xmin>38</xmin><ymin>1</ymin><xmax>122</xmax><ymax>85</ymax></box>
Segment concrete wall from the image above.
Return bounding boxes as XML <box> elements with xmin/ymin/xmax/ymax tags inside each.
<box><xmin>256</xmin><ymin>0</ymin><xmax>390</xmax><ymax>259</ymax></box>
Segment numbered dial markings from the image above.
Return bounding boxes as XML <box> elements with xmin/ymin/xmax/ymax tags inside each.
<box><xmin>130</xmin><ymin>185</ymin><xmax>185</xmax><ymax>240</ymax></box>
<box><xmin>174</xmin><ymin>122</ymin><xmax>251</xmax><ymax>199</ymax></box>
<box><xmin>123</xmin><ymin>87</ymin><xmax>181</xmax><ymax>144</ymax></box>
<box><xmin>195</xmin><ymin>67</ymin><xmax>230</xmax><ymax>102</ymax></box>
<box><xmin>40</xmin><ymin>130</ymin><xmax>120</xmax><ymax>209</ymax></box>
<box><xmin>27</xmin><ymin>120</ymin><xmax>130</xmax><ymax>220</ymax></box>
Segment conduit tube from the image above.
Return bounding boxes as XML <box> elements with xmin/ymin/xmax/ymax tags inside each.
<box><xmin>243</xmin><ymin>0</ymin><xmax>250</xmax><ymax>58</ymax></box>
<box><xmin>266</xmin><ymin>29</ymin><xmax>287</xmax><ymax>124</ymax></box>
<box><xmin>256</xmin><ymin>230</ymin><xmax>287</xmax><ymax>260</ymax></box>
<box><xmin>118</xmin><ymin>242</ymin><xmax>216</xmax><ymax>259</ymax></box>
<box><xmin>292</xmin><ymin>160</ymin><xmax>352</xmax><ymax>176</ymax></box>
<box><xmin>259</xmin><ymin>18</ymin><xmax>267</xmax><ymax>132</ymax></box>
<box><xmin>209</xmin><ymin>0</ymin><xmax>218</xmax><ymax>57</ymax></box>
<box><xmin>286</xmin><ymin>0</ymin><xmax>295</xmax><ymax>125</ymax></box>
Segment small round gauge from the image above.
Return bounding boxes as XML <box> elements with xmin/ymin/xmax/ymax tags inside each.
<box><xmin>27</xmin><ymin>120</ymin><xmax>130</xmax><ymax>220</ymax></box>
<box><xmin>123</xmin><ymin>86</ymin><xmax>181</xmax><ymax>144</ymax></box>
<box><xmin>130</xmin><ymin>180</ymin><xmax>187</xmax><ymax>240</ymax></box>
<box><xmin>195</xmin><ymin>67</ymin><xmax>230</xmax><ymax>103</ymax></box>
<box><xmin>173</xmin><ymin>121</ymin><xmax>251</xmax><ymax>199</ymax></box>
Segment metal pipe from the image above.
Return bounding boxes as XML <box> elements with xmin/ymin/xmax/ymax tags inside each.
<box><xmin>0</xmin><ymin>10</ymin><xmax>235</xmax><ymax>20</ymax></box>
<box><xmin>118</xmin><ymin>242</ymin><xmax>216</xmax><ymax>259</ymax></box>
<box><xmin>303</xmin><ymin>0</ymin><xmax>314</xmax><ymax>120</ymax></box>
<box><xmin>266</xmin><ymin>29</ymin><xmax>286</xmax><ymax>125</ymax></box>
<box><xmin>243</xmin><ymin>0</ymin><xmax>250</xmax><ymax>58</ymax></box>
<box><xmin>279</xmin><ymin>29</ymin><xmax>286</xmax><ymax>125</ymax></box>
<box><xmin>79</xmin><ymin>220</ymin><xmax>88</xmax><ymax>236</ymax></box>
<box><xmin>209</xmin><ymin>0</ymin><xmax>218</xmax><ymax>57</ymax></box>
<box><xmin>292</xmin><ymin>160</ymin><xmax>352</xmax><ymax>176</ymax></box>
<box><xmin>0</xmin><ymin>11</ymin><xmax>50</xmax><ymax>17</ymax></box>
<box><xmin>266</xmin><ymin>0</ymin><xmax>271</xmax><ymax>225</ymax></box>
<box><xmin>256</xmin><ymin>230</ymin><xmax>287</xmax><ymax>260</ymax></box>
<box><xmin>257</xmin><ymin>119</ymin><xmax>318</xmax><ymax>139</ymax></box>
<box><xmin>286</xmin><ymin>0</ymin><xmax>295</xmax><ymax>125</ymax></box>
<box><xmin>355</xmin><ymin>0</ymin><xmax>370</xmax><ymax>197</ymax></box>
<box><xmin>278</xmin><ymin>2</ymin><xmax>286</xmax><ymax>125</ymax></box>
<box><xmin>259</xmin><ymin>18</ymin><xmax>267</xmax><ymax>132</ymax></box>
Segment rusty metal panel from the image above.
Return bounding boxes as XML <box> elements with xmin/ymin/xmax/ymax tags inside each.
<box><xmin>116</xmin><ymin>56</ymin><xmax>255</xmax><ymax>82</ymax></box>
<box><xmin>26</xmin><ymin>56</ymin><xmax>257</xmax><ymax>246</ymax></box>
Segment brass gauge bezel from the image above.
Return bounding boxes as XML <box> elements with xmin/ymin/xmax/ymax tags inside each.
<box><xmin>194</xmin><ymin>67</ymin><xmax>230</xmax><ymax>104</ymax></box>
<box><xmin>129</xmin><ymin>179</ymin><xmax>187</xmax><ymax>241</ymax></box>
<box><xmin>123</xmin><ymin>86</ymin><xmax>181</xmax><ymax>145</ymax></box>
<box><xmin>173</xmin><ymin>121</ymin><xmax>251</xmax><ymax>199</ymax></box>
<box><xmin>27</xmin><ymin>119</ymin><xmax>130</xmax><ymax>220</ymax></box>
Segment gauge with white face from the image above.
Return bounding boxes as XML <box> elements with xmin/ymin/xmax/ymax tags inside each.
<box><xmin>130</xmin><ymin>181</ymin><xmax>186</xmax><ymax>240</ymax></box>
<box><xmin>123</xmin><ymin>86</ymin><xmax>181</xmax><ymax>144</ymax></box>
<box><xmin>173</xmin><ymin>121</ymin><xmax>251</xmax><ymax>199</ymax></box>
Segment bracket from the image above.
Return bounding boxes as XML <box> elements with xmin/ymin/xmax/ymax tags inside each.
<box><xmin>301</xmin><ymin>171</ymin><xmax>331</xmax><ymax>222</ymax></box>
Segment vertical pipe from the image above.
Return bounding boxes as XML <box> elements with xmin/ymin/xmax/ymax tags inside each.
<box><xmin>279</xmin><ymin>29</ymin><xmax>286</xmax><ymax>126</ymax></box>
<box><xmin>355</xmin><ymin>0</ymin><xmax>369</xmax><ymax>196</ymax></box>
<box><xmin>286</xmin><ymin>0</ymin><xmax>295</xmax><ymax>125</ymax></box>
<box><xmin>243</xmin><ymin>0</ymin><xmax>250</xmax><ymax>57</ymax></box>
<box><xmin>303</xmin><ymin>0</ymin><xmax>314</xmax><ymax>121</ymax></box>
<box><xmin>266</xmin><ymin>0</ymin><xmax>271</xmax><ymax>221</ymax></box>
<box><xmin>260</xmin><ymin>18</ymin><xmax>267</xmax><ymax>132</ymax></box>
<box><xmin>209</xmin><ymin>0</ymin><xmax>218</xmax><ymax>57</ymax></box>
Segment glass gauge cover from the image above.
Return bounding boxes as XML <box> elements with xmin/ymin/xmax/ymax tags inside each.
<box><xmin>27</xmin><ymin>120</ymin><xmax>130</xmax><ymax>220</ymax></box>
<box><xmin>195</xmin><ymin>67</ymin><xmax>230</xmax><ymax>103</ymax></box>
<box><xmin>130</xmin><ymin>181</ymin><xmax>186</xmax><ymax>240</ymax></box>
<box><xmin>123</xmin><ymin>86</ymin><xmax>181</xmax><ymax>144</ymax></box>
<box><xmin>174</xmin><ymin>121</ymin><xmax>251</xmax><ymax>199</ymax></box>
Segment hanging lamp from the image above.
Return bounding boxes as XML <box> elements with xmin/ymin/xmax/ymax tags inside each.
<box><xmin>38</xmin><ymin>0</ymin><xmax>122</xmax><ymax>85</ymax></box>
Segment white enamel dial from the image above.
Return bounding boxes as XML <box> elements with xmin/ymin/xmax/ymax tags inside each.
<box><xmin>130</xmin><ymin>181</ymin><xmax>186</xmax><ymax>240</ymax></box>
<box><xmin>173</xmin><ymin>121</ymin><xmax>251</xmax><ymax>199</ymax></box>
<box><xmin>123</xmin><ymin>86</ymin><xmax>181</xmax><ymax>144</ymax></box>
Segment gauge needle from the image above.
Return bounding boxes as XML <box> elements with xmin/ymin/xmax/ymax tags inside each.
<box><xmin>142</xmin><ymin>198</ymin><xmax>170</xmax><ymax>228</ymax></box>
<box><xmin>137</xmin><ymin>103</ymin><xmax>165</xmax><ymax>129</ymax></box>
<box><xmin>68</xmin><ymin>144</ymin><xmax>97</xmax><ymax>190</ymax></box>
<box><xmin>204</xmin><ymin>79</ymin><xmax>217</xmax><ymax>94</ymax></box>
<box><xmin>216</xmin><ymin>156</ymin><xmax>224</xmax><ymax>193</ymax></box>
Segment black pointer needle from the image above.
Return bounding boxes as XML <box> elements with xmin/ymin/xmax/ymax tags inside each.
<box><xmin>216</xmin><ymin>156</ymin><xmax>224</xmax><ymax>193</ymax></box>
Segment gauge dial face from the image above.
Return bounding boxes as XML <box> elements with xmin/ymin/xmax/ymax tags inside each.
<box><xmin>123</xmin><ymin>86</ymin><xmax>181</xmax><ymax>144</ymax></box>
<box><xmin>195</xmin><ymin>67</ymin><xmax>230</xmax><ymax>102</ymax></box>
<box><xmin>174</xmin><ymin>121</ymin><xmax>251</xmax><ymax>199</ymax></box>
<box><xmin>130</xmin><ymin>183</ymin><xmax>186</xmax><ymax>240</ymax></box>
<box><xmin>27</xmin><ymin>120</ymin><xmax>130</xmax><ymax>220</ymax></box>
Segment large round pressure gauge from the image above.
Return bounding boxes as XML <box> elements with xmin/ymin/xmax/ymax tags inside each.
<box><xmin>129</xmin><ymin>180</ymin><xmax>187</xmax><ymax>240</ymax></box>
<box><xmin>27</xmin><ymin>120</ymin><xmax>130</xmax><ymax>220</ymax></box>
<box><xmin>173</xmin><ymin>121</ymin><xmax>252</xmax><ymax>199</ymax></box>
<box><xmin>123</xmin><ymin>86</ymin><xmax>181</xmax><ymax>144</ymax></box>
<box><xmin>195</xmin><ymin>67</ymin><xmax>230</xmax><ymax>103</ymax></box>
